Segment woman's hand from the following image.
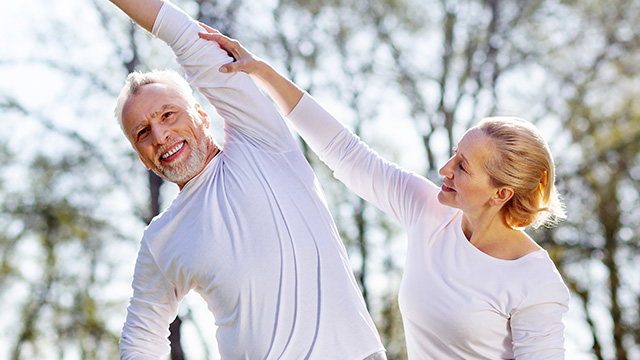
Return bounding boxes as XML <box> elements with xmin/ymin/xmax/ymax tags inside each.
<box><xmin>197</xmin><ymin>23</ymin><xmax>304</xmax><ymax>115</ymax></box>
<box><xmin>198</xmin><ymin>23</ymin><xmax>267</xmax><ymax>76</ymax></box>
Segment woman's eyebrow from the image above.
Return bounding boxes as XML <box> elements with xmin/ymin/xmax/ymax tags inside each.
<box><xmin>458</xmin><ymin>149</ymin><xmax>474</xmax><ymax>174</ymax></box>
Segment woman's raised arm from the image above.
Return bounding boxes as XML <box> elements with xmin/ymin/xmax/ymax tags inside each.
<box><xmin>198</xmin><ymin>26</ymin><xmax>304</xmax><ymax>116</ymax></box>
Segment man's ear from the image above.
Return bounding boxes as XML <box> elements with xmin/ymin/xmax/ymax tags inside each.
<box><xmin>195</xmin><ymin>103</ymin><xmax>211</xmax><ymax>128</ymax></box>
<box><xmin>138</xmin><ymin>154</ymin><xmax>151</xmax><ymax>170</ymax></box>
<box><xmin>490</xmin><ymin>186</ymin><xmax>514</xmax><ymax>207</ymax></box>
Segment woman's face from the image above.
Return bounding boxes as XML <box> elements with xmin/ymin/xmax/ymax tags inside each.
<box><xmin>437</xmin><ymin>128</ymin><xmax>499</xmax><ymax>216</ymax></box>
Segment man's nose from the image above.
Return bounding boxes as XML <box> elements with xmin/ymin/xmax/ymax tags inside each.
<box><xmin>151</xmin><ymin>125</ymin><xmax>169</xmax><ymax>145</ymax></box>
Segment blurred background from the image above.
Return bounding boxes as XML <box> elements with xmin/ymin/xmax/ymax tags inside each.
<box><xmin>1</xmin><ymin>0</ymin><xmax>639</xmax><ymax>358</ymax></box>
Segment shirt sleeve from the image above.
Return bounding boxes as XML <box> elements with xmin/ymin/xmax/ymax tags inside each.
<box><xmin>510</xmin><ymin>272</ymin><xmax>571</xmax><ymax>359</ymax></box>
<box><xmin>287</xmin><ymin>93</ymin><xmax>450</xmax><ymax>228</ymax></box>
<box><xmin>151</xmin><ymin>1</ymin><xmax>297</xmax><ymax>152</ymax></box>
<box><xmin>120</xmin><ymin>241</ymin><xmax>180</xmax><ymax>360</ymax></box>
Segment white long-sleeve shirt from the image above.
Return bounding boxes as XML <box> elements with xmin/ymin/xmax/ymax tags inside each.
<box><xmin>287</xmin><ymin>93</ymin><xmax>571</xmax><ymax>359</ymax></box>
<box><xmin>119</xmin><ymin>3</ymin><xmax>383</xmax><ymax>359</ymax></box>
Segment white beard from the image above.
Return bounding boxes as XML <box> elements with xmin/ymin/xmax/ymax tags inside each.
<box><xmin>154</xmin><ymin>139</ymin><xmax>208</xmax><ymax>185</ymax></box>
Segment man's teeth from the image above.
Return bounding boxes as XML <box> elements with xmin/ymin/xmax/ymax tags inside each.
<box><xmin>161</xmin><ymin>142</ymin><xmax>184</xmax><ymax>159</ymax></box>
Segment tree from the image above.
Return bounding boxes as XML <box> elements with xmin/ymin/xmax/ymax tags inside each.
<box><xmin>0</xmin><ymin>124</ymin><xmax>125</xmax><ymax>358</ymax></box>
<box><xmin>0</xmin><ymin>1</ymin><xmax>155</xmax><ymax>357</ymax></box>
<box><xmin>534</xmin><ymin>0</ymin><xmax>640</xmax><ymax>357</ymax></box>
<box><xmin>4</xmin><ymin>0</ymin><xmax>640</xmax><ymax>358</ymax></box>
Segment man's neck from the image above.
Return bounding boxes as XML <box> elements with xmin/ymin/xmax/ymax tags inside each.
<box><xmin>177</xmin><ymin>144</ymin><xmax>221</xmax><ymax>190</ymax></box>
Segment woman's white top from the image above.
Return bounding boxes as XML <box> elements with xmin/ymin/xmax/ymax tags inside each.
<box><xmin>287</xmin><ymin>93</ymin><xmax>571</xmax><ymax>359</ymax></box>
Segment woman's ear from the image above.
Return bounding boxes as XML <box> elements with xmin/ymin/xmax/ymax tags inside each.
<box><xmin>490</xmin><ymin>186</ymin><xmax>514</xmax><ymax>207</ymax></box>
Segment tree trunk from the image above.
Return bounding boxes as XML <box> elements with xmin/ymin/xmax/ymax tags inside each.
<box><xmin>169</xmin><ymin>316</ymin><xmax>185</xmax><ymax>360</ymax></box>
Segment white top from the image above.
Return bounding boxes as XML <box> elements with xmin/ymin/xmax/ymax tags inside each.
<box><xmin>119</xmin><ymin>3</ymin><xmax>383</xmax><ymax>359</ymax></box>
<box><xmin>287</xmin><ymin>94</ymin><xmax>571</xmax><ymax>360</ymax></box>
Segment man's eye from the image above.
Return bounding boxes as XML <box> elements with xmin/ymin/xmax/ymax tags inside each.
<box><xmin>458</xmin><ymin>162</ymin><xmax>466</xmax><ymax>172</ymax></box>
<box><xmin>137</xmin><ymin>128</ymin><xmax>148</xmax><ymax>139</ymax></box>
<box><xmin>163</xmin><ymin>111</ymin><xmax>173</xmax><ymax>119</ymax></box>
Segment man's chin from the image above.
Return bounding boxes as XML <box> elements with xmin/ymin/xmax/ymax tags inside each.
<box><xmin>153</xmin><ymin>145</ymin><xmax>208</xmax><ymax>185</ymax></box>
<box><xmin>159</xmin><ymin>170</ymin><xmax>195</xmax><ymax>185</ymax></box>
<box><xmin>158</xmin><ymin>162</ymin><xmax>205</xmax><ymax>185</ymax></box>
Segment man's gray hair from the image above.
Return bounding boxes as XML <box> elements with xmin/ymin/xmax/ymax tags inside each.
<box><xmin>114</xmin><ymin>69</ymin><xmax>196</xmax><ymax>132</ymax></box>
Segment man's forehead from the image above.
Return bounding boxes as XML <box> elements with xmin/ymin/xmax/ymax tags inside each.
<box><xmin>123</xmin><ymin>84</ymin><xmax>183</xmax><ymax>121</ymax></box>
<box><xmin>128</xmin><ymin>82</ymin><xmax>175</xmax><ymax>104</ymax></box>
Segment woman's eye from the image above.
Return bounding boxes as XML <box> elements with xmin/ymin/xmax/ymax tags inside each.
<box><xmin>458</xmin><ymin>162</ymin><xmax>466</xmax><ymax>172</ymax></box>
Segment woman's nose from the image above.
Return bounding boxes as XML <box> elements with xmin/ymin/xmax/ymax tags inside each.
<box><xmin>439</xmin><ymin>158</ymin><xmax>454</xmax><ymax>178</ymax></box>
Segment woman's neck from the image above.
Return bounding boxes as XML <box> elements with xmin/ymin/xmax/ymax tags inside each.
<box><xmin>461</xmin><ymin>212</ymin><xmax>539</xmax><ymax>260</ymax></box>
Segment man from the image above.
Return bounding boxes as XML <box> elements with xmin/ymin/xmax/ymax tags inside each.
<box><xmin>108</xmin><ymin>0</ymin><xmax>385</xmax><ymax>359</ymax></box>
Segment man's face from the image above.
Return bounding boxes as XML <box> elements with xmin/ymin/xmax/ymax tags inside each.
<box><xmin>121</xmin><ymin>83</ymin><xmax>214</xmax><ymax>188</ymax></box>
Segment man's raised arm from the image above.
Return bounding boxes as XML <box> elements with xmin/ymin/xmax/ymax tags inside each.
<box><xmin>108</xmin><ymin>0</ymin><xmax>163</xmax><ymax>33</ymax></box>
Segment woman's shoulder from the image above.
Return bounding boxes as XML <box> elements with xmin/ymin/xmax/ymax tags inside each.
<box><xmin>515</xmin><ymin>247</ymin><xmax>568</xmax><ymax>293</ymax></box>
<box><xmin>503</xmin><ymin>231</ymin><xmax>543</xmax><ymax>260</ymax></box>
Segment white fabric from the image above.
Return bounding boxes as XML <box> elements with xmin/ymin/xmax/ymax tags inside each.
<box><xmin>119</xmin><ymin>3</ymin><xmax>383</xmax><ymax>359</ymax></box>
<box><xmin>287</xmin><ymin>94</ymin><xmax>571</xmax><ymax>360</ymax></box>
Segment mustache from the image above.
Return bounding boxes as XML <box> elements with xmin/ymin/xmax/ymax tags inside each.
<box><xmin>156</xmin><ymin>138</ymin><xmax>185</xmax><ymax>159</ymax></box>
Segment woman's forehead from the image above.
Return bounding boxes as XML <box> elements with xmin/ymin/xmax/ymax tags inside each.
<box><xmin>457</xmin><ymin>129</ymin><xmax>494</xmax><ymax>162</ymax></box>
<box><xmin>458</xmin><ymin>128</ymin><xmax>488</xmax><ymax>148</ymax></box>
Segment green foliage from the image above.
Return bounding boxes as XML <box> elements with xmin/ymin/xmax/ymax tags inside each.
<box><xmin>534</xmin><ymin>0</ymin><xmax>640</xmax><ymax>358</ymax></box>
<box><xmin>0</xmin><ymin>152</ymin><xmax>122</xmax><ymax>359</ymax></box>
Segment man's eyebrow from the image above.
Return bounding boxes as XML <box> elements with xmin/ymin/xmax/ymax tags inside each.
<box><xmin>129</xmin><ymin>104</ymin><xmax>176</xmax><ymax>134</ymax></box>
<box><xmin>155</xmin><ymin>104</ymin><xmax>176</xmax><ymax>117</ymax></box>
<box><xmin>128</xmin><ymin>122</ymin><xmax>146</xmax><ymax>136</ymax></box>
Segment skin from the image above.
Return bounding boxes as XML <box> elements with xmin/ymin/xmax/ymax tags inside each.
<box><xmin>121</xmin><ymin>83</ymin><xmax>220</xmax><ymax>189</ymax></box>
<box><xmin>109</xmin><ymin>0</ymin><xmax>162</xmax><ymax>33</ymax></box>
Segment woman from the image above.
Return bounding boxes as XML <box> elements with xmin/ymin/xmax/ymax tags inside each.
<box><xmin>199</xmin><ymin>27</ymin><xmax>570</xmax><ymax>359</ymax></box>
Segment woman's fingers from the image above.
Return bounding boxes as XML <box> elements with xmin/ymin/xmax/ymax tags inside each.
<box><xmin>198</xmin><ymin>32</ymin><xmax>234</xmax><ymax>53</ymax></box>
<box><xmin>196</xmin><ymin>27</ymin><xmax>259</xmax><ymax>74</ymax></box>
<box><xmin>198</xmin><ymin>22</ymin><xmax>220</xmax><ymax>34</ymax></box>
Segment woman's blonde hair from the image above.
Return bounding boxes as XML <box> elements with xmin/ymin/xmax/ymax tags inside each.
<box><xmin>477</xmin><ymin>116</ymin><xmax>565</xmax><ymax>229</ymax></box>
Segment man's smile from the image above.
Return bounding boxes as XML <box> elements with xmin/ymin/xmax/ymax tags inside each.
<box><xmin>160</xmin><ymin>141</ymin><xmax>185</xmax><ymax>161</ymax></box>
